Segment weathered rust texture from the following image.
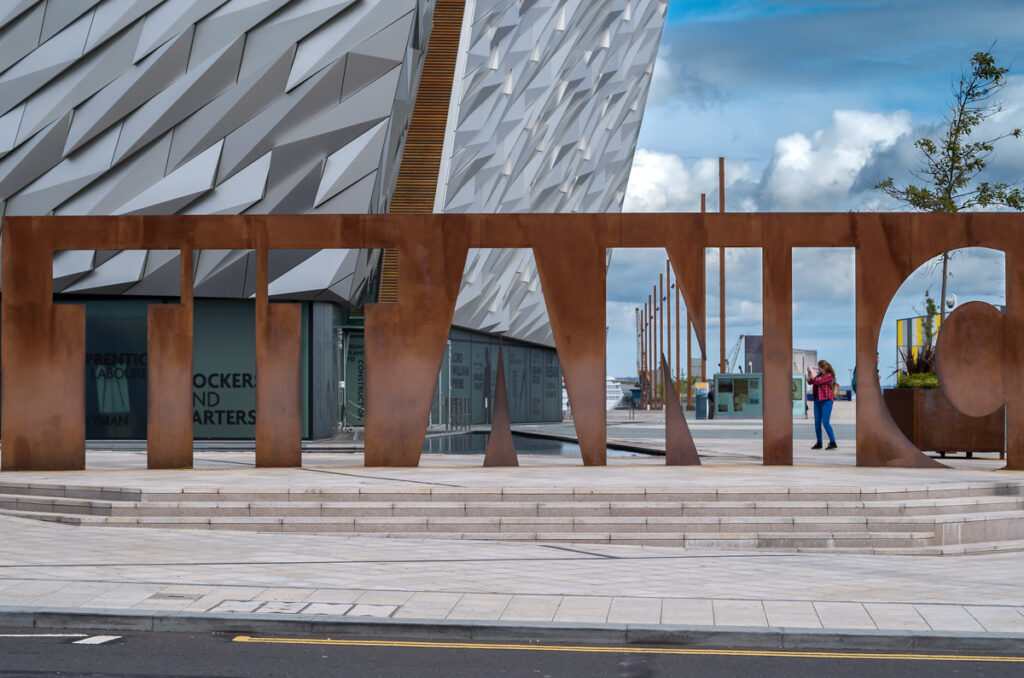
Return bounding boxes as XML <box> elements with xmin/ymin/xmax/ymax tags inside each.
<box><xmin>884</xmin><ymin>388</ymin><xmax>1004</xmax><ymax>455</ymax></box>
<box><xmin>1005</xmin><ymin>247</ymin><xmax>1024</xmax><ymax>470</ymax></box>
<box><xmin>661</xmin><ymin>354</ymin><xmax>700</xmax><ymax>465</ymax></box>
<box><xmin>254</xmin><ymin>234</ymin><xmax>302</xmax><ymax>467</ymax></box>
<box><xmin>146</xmin><ymin>246</ymin><xmax>193</xmax><ymax>469</ymax></box>
<box><xmin>762</xmin><ymin>226</ymin><xmax>792</xmax><ymax>465</ymax></box>
<box><xmin>936</xmin><ymin>301</ymin><xmax>1004</xmax><ymax>417</ymax></box>
<box><xmin>484</xmin><ymin>340</ymin><xmax>518</xmax><ymax>467</ymax></box>
<box><xmin>968</xmin><ymin>213</ymin><xmax>1023</xmax><ymax>470</ymax></box>
<box><xmin>364</xmin><ymin>217</ymin><xmax>469</xmax><ymax>466</ymax></box>
<box><xmin>2</xmin><ymin>212</ymin><xmax>1022</xmax><ymax>472</ymax></box>
<box><xmin>853</xmin><ymin>214</ymin><xmax>944</xmax><ymax>468</ymax></box>
<box><xmin>532</xmin><ymin>219</ymin><xmax>607</xmax><ymax>465</ymax></box>
<box><xmin>1</xmin><ymin>220</ymin><xmax>85</xmax><ymax>470</ymax></box>
<box><xmin>665</xmin><ymin>222</ymin><xmax>706</xmax><ymax>358</ymax></box>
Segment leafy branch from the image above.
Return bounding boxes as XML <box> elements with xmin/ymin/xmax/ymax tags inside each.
<box><xmin>877</xmin><ymin>47</ymin><xmax>1023</xmax><ymax>322</ymax></box>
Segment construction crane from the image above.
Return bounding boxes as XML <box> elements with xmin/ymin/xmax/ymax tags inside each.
<box><xmin>725</xmin><ymin>334</ymin><xmax>746</xmax><ymax>374</ymax></box>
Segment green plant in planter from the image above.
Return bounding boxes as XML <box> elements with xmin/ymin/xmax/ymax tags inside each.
<box><xmin>897</xmin><ymin>372</ymin><xmax>939</xmax><ymax>389</ymax></box>
<box><xmin>895</xmin><ymin>292</ymin><xmax>940</xmax><ymax>389</ymax></box>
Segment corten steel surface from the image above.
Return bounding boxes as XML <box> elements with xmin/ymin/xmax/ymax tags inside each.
<box><xmin>483</xmin><ymin>341</ymin><xmax>518</xmax><ymax>467</ymax></box>
<box><xmin>364</xmin><ymin>216</ymin><xmax>469</xmax><ymax>466</ymax></box>
<box><xmin>146</xmin><ymin>246</ymin><xmax>193</xmax><ymax>469</ymax></box>
<box><xmin>665</xmin><ymin>222</ymin><xmax>706</xmax><ymax>359</ymax></box>
<box><xmin>254</xmin><ymin>231</ymin><xmax>302</xmax><ymax>467</ymax></box>
<box><xmin>0</xmin><ymin>222</ymin><xmax>84</xmax><ymax>470</ymax></box>
<box><xmin>1006</xmin><ymin>247</ymin><xmax>1024</xmax><ymax>470</ymax></box>
<box><xmin>661</xmin><ymin>354</ymin><xmax>700</xmax><ymax>466</ymax></box>
<box><xmin>763</xmin><ymin>236</ymin><xmax>793</xmax><ymax>465</ymax></box>
<box><xmin>935</xmin><ymin>301</ymin><xmax>1005</xmax><ymax>417</ymax></box>
<box><xmin>532</xmin><ymin>219</ymin><xmax>609</xmax><ymax>465</ymax></box>
<box><xmin>2</xmin><ymin>212</ymin><xmax>1023</xmax><ymax>471</ymax></box>
<box><xmin>883</xmin><ymin>389</ymin><xmax>1004</xmax><ymax>454</ymax></box>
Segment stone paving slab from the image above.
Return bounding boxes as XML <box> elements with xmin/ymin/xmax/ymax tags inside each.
<box><xmin>1</xmin><ymin>451</ymin><xmax>1017</xmax><ymax>494</ymax></box>
<box><xmin>1</xmin><ymin>514</ymin><xmax>1022</xmax><ymax>637</ymax></box>
<box><xmin>0</xmin><ymin>428</ymin><xmax>1021</xmax><ymax>645</ymax></box>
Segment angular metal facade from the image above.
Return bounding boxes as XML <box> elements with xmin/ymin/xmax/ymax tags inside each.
<box><xmin>440</xmin><ymin>0</ymin><xmax>667</xmax><ymax>345</ymax></box>
<box><xmin>0</xmin><ymin>0</ymin><xmax>665</xmax><ymax>331</ymax></box>
<box><xmin>0</xmin><ymin>0</ymin><xmax>435</xmax><ymax>304</ymax></box>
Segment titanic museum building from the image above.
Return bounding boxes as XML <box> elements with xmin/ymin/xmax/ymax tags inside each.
<box><xmin>0</xmin><ymin>0</ymin><xmax>665</xmax><ymax>439</ymax></box>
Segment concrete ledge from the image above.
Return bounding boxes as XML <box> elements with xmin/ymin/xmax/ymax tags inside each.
<box><xmin>2</xmin><ymin>607</ymin><xmax>1023</xmax><ymax>655</ymax></box>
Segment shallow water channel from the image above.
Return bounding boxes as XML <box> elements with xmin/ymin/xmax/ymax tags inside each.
<box><xmin>421</xmin><ymin>432</ymin><xmax>649</xmax><ymax>457</ymax></box>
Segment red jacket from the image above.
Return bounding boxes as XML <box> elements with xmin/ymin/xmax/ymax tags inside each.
<box><xmin>809</xmin><ymin>371</ymin><xmax>835</xmax><ymax>402</ymax></box>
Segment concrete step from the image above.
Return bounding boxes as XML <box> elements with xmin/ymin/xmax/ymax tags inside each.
<box><xmin>7</xmin><ymin>506</ymin><xmax>1024</xmax><ymax>553</ymax></box>
<box><xmin>0</xmin><ymin>509</ymin><xmax>937</xmax><ymax>549</ymax></box>
<box><xmin>3</xmin><ymin>481</ymin><xmax>1024</xmax><ymax>505</ymax></box>
<box><xmin>4</xmin><ymin>506</ymin><xmax>1020</xmax><ymax>537</ymax></box>
<box><xmin>2</xmin><ymin>494</ymin><xmax>1022</xmax><ymax>520</ymax></box>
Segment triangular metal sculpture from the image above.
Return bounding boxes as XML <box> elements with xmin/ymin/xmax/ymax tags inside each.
<box><xmin>484</xmin><ymin>339</ymin><xmax>518</xmax><ymax>467</ymax></box>
<box><xmin>662</xmin><ymin>353</ymin><xmax>700</xmax><ymax>465</ymax></box>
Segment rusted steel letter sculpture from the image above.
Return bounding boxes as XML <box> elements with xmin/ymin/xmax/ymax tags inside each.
<box><xmin>1</xmin><ymin>213</ymin><xmax>1021</xmax><ymax>472</ymax></box>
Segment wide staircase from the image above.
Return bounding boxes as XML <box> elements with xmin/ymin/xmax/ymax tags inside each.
<box><xmin>2</xmin><ymin>480</ymin><xmax>1024</xmax><ymax>555</ymax></box>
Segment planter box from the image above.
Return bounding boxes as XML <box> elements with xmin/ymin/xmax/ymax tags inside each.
<box><xmin>883</xmin><ymin>388</ymin><xmax>1004</xmax><ymax>458</ymax></box>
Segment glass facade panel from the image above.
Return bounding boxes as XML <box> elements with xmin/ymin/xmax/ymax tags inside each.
<box><xmin>81</xmin><ymin>299</ymin><xmax>150</xmax><ymax>439</ymax></box>
<box><xmin>343</xmin><ymin>331</ymin><xmax>365</xmax><ymax>427</ymax></box>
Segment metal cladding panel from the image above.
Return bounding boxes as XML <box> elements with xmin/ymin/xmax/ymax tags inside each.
<box><xmin>0</xmin><ymin>0</ymin><xmax>435</xmax><ymax>307</ymax></box>
<box><xmin>438</xmin><ymin>0</ymin><xmax>667</xmax><ymax>346</ymax></box>
<box><xmin>0</xmin><ymin>0</ymin><xmax>664</xmax><ymax>347</ymax></box>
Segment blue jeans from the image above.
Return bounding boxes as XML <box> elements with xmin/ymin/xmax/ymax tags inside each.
<box><xmin>813</xmin><ymin>399</ymin><xmax>835</xmax><ymax>445</ymax></box>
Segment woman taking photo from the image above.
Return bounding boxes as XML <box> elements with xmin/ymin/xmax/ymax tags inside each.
<box><xmin>807</xmin><ymin>360</ymin><xmax>838</xmax><ymax>450</ymax></box>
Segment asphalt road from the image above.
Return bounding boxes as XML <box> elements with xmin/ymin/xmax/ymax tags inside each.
<box><xmin>0</xmin><ymin>629</ymin><xmax>1021</xmax><ymax>677</ymax></box>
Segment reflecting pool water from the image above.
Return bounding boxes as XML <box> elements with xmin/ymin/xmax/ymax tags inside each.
<box><xmin>422</xmin><ymin>432</ymin><xmax>648</xmax><ymax>457</ymax></box>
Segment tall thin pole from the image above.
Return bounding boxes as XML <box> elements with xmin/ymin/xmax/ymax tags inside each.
<box><xmin>665</xmin><ymin>261</ymin><xmax>671</xmax><ymax>398</ymax></box>
<box><xmin>718</xmin><ymin>156</ymin><xmax>726</xmax><ymax>375</ymax></box>
<box><xmin>675</xmin><ymin>272</ymin><xmax>680</xmax><ymax>396</ymax></box>
<box><xmin>647</xmin><ymin>295</ymin><xmax>653</xmax><ymax>409</ymax></box>
<box><xmin>686</xmin><ymin>306</ymin><xmax>692</xmax><ymax>409</ymax></box>
<box><xmin>642</xmin><ymin>299</ymin><xmax>647</xmax><ymax>408</ymax></box>
<box><xmin>659</xmin><ymin>274</ymin><xmax>665</xmax><ymax>409</ymax></box>
<box><xmin>637</xmin><ymin>307</ymin><xmax>644</xmax><ymax>407</ymax></box>
<box><xmin>653</xmin><ymin>284</ymin><xmax>659</xmax><ymax>409</ymax></box>
<box><xmin>700</xmin><ymin>193</ymin><xmax>707</xmax><ymax>383</ymax></box>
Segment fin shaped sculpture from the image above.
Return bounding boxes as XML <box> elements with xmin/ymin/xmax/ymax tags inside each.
<box><xmin>662</xmin><ymin>353</ymin><xmax>700</xmax><ymax>466</ymax></box>
<box><xmin>484</xmin><ymin>339</ymin><xmax>518</xmax><ymax>467</ymax></box>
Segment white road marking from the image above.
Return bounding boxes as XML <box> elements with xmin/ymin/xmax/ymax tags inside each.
<box><xmin>73</xmin><ymin>635</ymin><xmax>121</xmax><ymax>645</ymax></box>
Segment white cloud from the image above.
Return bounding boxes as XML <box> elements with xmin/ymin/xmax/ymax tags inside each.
<box><xmin>759</xmin><ymin>110</ymin><xmax>911</xmax><ymax>210</ymax></box>
<box><xmin>625</xmin><ymin>110</ymin><xmax>915</xmax><ymax>214</ymax></box>
<box><xmin>623</xmin><ymin>151</ymin><xmax>754</xmax><ymax>212</ymax></box>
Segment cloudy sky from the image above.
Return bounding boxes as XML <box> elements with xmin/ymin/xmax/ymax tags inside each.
<box><xmin>612</xmin><ymin>0</ymin><xmax>1024</xmax><ymax>385</ymax></box>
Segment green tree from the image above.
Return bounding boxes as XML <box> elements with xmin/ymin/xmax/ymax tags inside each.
<box><xmin>877</xmin><ymin>47</ymin><xmax>1023</xmax><ymax>323</ymax></box>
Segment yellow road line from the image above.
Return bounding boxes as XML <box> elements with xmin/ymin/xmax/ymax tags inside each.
<box><xmin>232</xmin><ymin>636</ymin><xmax>1024</xmax><ymax>662</ymax></box>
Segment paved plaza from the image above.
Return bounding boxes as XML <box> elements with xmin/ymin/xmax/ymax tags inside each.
<box><xmin>1</xmin><ymin>408</ymin><xmax>1022</xmax><ymax>647</ymax></box>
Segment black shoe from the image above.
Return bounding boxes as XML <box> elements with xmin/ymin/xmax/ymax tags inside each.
<box><xmin>826</xmin><ymin>442</ymin><xmax>838</xmax><ymax>450</ymax></box>
<box><xmin>811</xmin><ymin>443</ymin><xmax>823</xmax><ymax>450</ymax></box>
